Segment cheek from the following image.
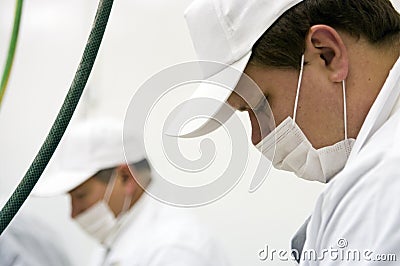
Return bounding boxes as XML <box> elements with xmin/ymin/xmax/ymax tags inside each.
<box><xmin>295</xmin><ymin>73</ymin><xmax>346</xmax><ymax>148</ymax></box>
<box><xmin>108</xmin><ymin>185</ymin><xmax>126</xmax><ymax>206</ymax></box>
<box><xmin>70</xmin><ymin>197</ymin><xmax>92</xmax><ymax>218</ymax></box>
<box><xmin>268</xmin><ymin>94</ymin><xmax>296</xmax><ymax>126</ymax></box>
<box><xmin>263</xmin><ymin>82</ymin><xmax>298</xmax><ymax>126</ymax></box>
<box><xmin>82</xmin><ymin>188</ymin><xmax>106</xmax><ymax>208</ymax></box>
<box><xmin>79</xmin><ymin>194</ymin><xmax>101</xmax><ymax>210</ymax></box>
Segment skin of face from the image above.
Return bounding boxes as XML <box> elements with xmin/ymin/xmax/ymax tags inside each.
<box><xmin>228</xmin><ymin>25</ymin><xmax>399</xmax><ymax>148</ymax></box>
<box><xmin>68</xmin><ymin>164</ymin><xmax>138</xmax><ymax>219</ymax></box>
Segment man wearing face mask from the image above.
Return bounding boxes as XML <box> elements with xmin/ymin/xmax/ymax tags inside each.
<box><xmin>34</xmin><ymin>118</ymin><xmax>229</xmax><ymax>266</ymax></box>
<box><xmin>167</xmin><ymin>0</ymin><xmax>400</xmax><ymax>265</ymax></box>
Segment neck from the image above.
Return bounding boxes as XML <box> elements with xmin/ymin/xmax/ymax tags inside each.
<box><xmin>345</xmin><ymin>38</ymin><xmax>400</xmax><ymax>139</ymax></box>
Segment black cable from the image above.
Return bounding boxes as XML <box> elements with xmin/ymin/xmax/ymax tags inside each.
<box><xmin>0</xmin><ymin>0</ymin><xmax>114</xmax><ymax>234</ymax></box>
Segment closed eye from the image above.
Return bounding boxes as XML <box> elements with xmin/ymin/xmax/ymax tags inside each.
<box><xmin>73</xmin><ymin>191</ymin><xmax>87</xmax><ymax>199</ymax></box>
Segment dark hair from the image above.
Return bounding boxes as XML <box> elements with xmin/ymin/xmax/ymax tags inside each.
<box><xmin>250</xmin><ymin>0</ymin><xmax>400</xmax><ymax>70</ymax></box>
<box><xmin>93</xmin><ymin>159</ymin><xmax>151</xmax><ymax>184</ymax></box>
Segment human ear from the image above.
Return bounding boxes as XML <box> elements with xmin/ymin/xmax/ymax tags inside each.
<box><xmin>305</xmin><ymin>25</ymin><xmax>349</xmax><ymax>82</ymax></box>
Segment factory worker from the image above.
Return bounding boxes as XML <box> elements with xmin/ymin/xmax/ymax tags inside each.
<box><xmin>0</xmin><ymin>197</ymin><xmax>72</xmax><ymax>266</ymax></box>
<box><xmin>167</xmin><ymin>0</ymin><xmax>400</xmax><ymax>265</ymax></box>
<box><xmin>34</xmin><ymin>118</ymin><xmax>229</xmax><ymax>266</ymax></box>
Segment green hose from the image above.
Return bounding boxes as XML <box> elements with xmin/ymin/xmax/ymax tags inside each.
<box><xmin>0</xmin><ymin>0</ymin><xmax>23</xmax><ymax>109</ymax></box>
<box><xmin>0</xmin><ymin>0</ymin><xmax>114</xmax><ymax>234</ymax></box>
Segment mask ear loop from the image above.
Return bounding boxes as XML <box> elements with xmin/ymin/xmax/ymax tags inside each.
<box><xmin>342</xmin><ymin>80</ymin><xmax>348</xmax><ymax>140</ymax></box>
<box><xmin>118</xmin><ymin>195</ymin><xmax>132</xmax><ymax>219</ymax></box>
<box><xmin>103</xmin><ymin>170</ymin><xmax>118</xmax><ymax>203</ymax></box>
<box><xmin>293</xmin><ymin>54</ymin><xmax>305</xmax><ymax>125</ymax></box>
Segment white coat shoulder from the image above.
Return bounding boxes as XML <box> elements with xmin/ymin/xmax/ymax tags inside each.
<box><xmin>104</xmin><ymin>195</ymin><xmax>230</xmax><ymax>266</ymax></box>
<box><xmin>302</xmin><ymin>111</ymin><xmax>400</xmax><ymax>266</ymax></box>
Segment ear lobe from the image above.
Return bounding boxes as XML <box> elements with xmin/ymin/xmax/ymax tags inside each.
<box><xmin>306</xmin><ymin>25</ymin><xmax>349</xmax><ymax>82</ymax></box>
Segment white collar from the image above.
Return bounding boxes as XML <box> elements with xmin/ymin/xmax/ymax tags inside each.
<box><xmin>348</xmin><ymin>56</ymin><xmax>400</xmax><ymax>163</ymax></box>
<box><xmin>102</xmin><ymin>190</ymin><xmax>152</xmax><ymax>248</ymax></box>
<box><xmin>390</xmin><ymin>92</ymin><xmax>400</xmax><ymax>116</ymax></box>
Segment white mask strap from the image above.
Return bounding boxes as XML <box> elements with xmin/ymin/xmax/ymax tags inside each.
<box><xmin>117</xmin><ymin>195</ymin><xmax>132</xmax><ymax>218</ymax></box>
<box><xmin>342</xmin><ymin>80</ymin><xmax>348</xmax><ymax>140</ymax></box>
<box><xmin>293</xmin><ymin>54</ymin><xmax>305</xmax><ymax>124</ymax></box>
<box><xmin>103</xmin><ymin>170</ymin><xmax>118</xmax><ymax>203</ymax></box>
<box><xmin>292</xmin><ymin>55</ymin><xmax>348</xmax><ymax>140</ymax></box>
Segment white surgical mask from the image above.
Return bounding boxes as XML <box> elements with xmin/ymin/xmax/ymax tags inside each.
<box><xmin>256</xmin><ymin>55</ymin><xmax>355</xmax><ymax>183</ymax></box>
<box><xmin>75</xmin><ymin>171</ymin><xmax>131</xmax><ymax>244</ymax></box>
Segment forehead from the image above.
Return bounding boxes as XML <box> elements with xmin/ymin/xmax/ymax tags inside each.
<box><xmin>229</xmin><ymin>63</ymin><xmax>300</xmax><ymax>108</ymax></box>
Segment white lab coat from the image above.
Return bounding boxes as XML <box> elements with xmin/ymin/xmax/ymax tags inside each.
<box><xmin>91</xmin><ymin>193</ymin><xmax>230</xmax><ymax>266</ymax></box>
<box><xmin>292</xmin><ymin>56</ymin><xmax>400</xmax><ymax>265</ymax></box>
<box><xmin>0</xmin><ymin>200</ymin><xmax>72</xmax><ymax>266</ymax></box>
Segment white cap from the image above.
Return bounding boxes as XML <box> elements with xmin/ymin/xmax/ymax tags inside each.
<box><xmin>166</xmin><ymin>0</ymin><xmax>303</xmax><ymax>137</ymax></box>
<box><xmin>392</xmin><ymin>0</ymin><xmax>400</xmax><ymax>13</ymax></box>
<box><xmin>33</xmin><ymin>118</ymin><xmax>145</xmax><ymax>197</ymax></box>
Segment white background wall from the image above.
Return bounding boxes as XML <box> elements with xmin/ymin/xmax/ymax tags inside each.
<box><xmin>0</xmin><ymin>0</ymin><xmax>324</xmax><ymax>265</ymax></box>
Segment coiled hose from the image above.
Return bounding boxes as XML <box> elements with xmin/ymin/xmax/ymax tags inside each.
<box><xmin>0</xmin><ymin>0</ymin><xmax>114</xmax><ymax>234</ymax></box>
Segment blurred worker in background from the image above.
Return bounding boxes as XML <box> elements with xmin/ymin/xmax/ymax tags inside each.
<box><xmin>0</xmin><ymin>198</ymin><xmax>72</xmax><ymax>266</ymax></box>
<box><xmin>34</xmin><ymin>118</ymin><xmax>229</xmax><ymax>266</ymax></box>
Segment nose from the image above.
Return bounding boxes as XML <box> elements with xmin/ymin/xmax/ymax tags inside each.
<box><xmin>71</xmin><ymin>209</ymin><xmax>79</xmax><ymax>219</ymax></box>
<box><xmin>248</xmin><ymin>110</ymin><xmax>262</xmax><ymax>145</ymax></box>
<box><xmin>70</xmin><ymin>198</ymin><xmax>83</xmax><ymax>219</ymax></box>
<box><xmin>71</xmin><ymin>204</ymin><xmax>79</xmax><ymax>219</ymax></box>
